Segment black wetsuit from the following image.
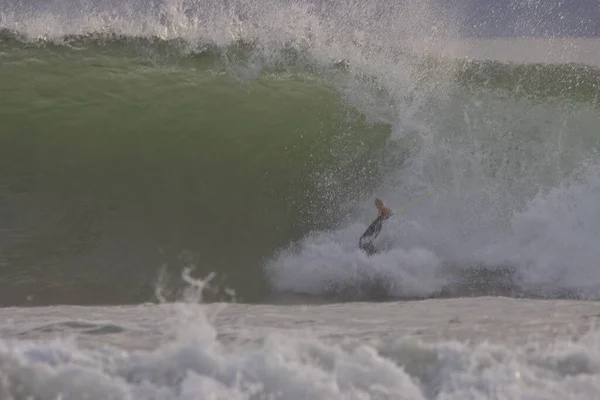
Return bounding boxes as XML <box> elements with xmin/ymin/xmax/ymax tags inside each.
<box><xmin>358</xmin><ymin>215</ymin><xmax>385</xmax><ymax>256</ymax></box>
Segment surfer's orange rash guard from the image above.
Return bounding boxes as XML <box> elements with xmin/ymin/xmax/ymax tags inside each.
<box><xmin>379</xmin><ymin>206</ymin><xmax>393</xmax><ymax>219</ymax></box>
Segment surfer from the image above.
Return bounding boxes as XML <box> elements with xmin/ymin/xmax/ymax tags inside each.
<box><xmin>358</xmin><ymin>198</ymin><xmax>393</xmax><ymax>256</ymax></box>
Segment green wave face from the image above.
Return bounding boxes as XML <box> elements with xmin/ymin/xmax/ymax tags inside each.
<box><xmin>0</xmin><ymin>38</ymin><xmax>391</xmax><ymax>303</ymax></box>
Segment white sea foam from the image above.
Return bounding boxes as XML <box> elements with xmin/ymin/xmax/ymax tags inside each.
<box><xmin>2</xmin><ymin>298</ymin><xmax>600</xmax><ymax>400</ymax></box>
<box><xmin>267</xmin><ymin>163</ymin><xmax>600</xmax><ymax>299</ymax></box>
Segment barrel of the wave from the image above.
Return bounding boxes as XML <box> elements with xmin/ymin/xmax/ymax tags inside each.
<box><xmin>358</xmin><ymin>198</ymin><xmax>393</xmax><ymax>256</ymax></box>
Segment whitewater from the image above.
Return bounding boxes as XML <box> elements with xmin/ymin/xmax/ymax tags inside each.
<box><xmin>2</xmin><ymin>0</ymin><xmax>600</xmax><ymax>398</ymax></box>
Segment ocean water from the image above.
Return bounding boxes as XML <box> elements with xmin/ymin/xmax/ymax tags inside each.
<box><xmin>2</xmin><ymin>0</ymin><xmax>600</xmax><ymax>398</ymax></box>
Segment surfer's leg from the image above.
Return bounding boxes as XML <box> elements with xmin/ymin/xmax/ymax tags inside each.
<box><xmin>362</xmin><ymin>218</ymin><xmax>383</xmax><ymax>241</ymax></box>
<box><xmin>359</xmin><ymin>240</ymin><xmax>378</xmax><ymax>256</ymax></box>
<box><xmin>359</xmin><ymin>218</ymin><xmax>383</xmax><ymax>256</ymax></box>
